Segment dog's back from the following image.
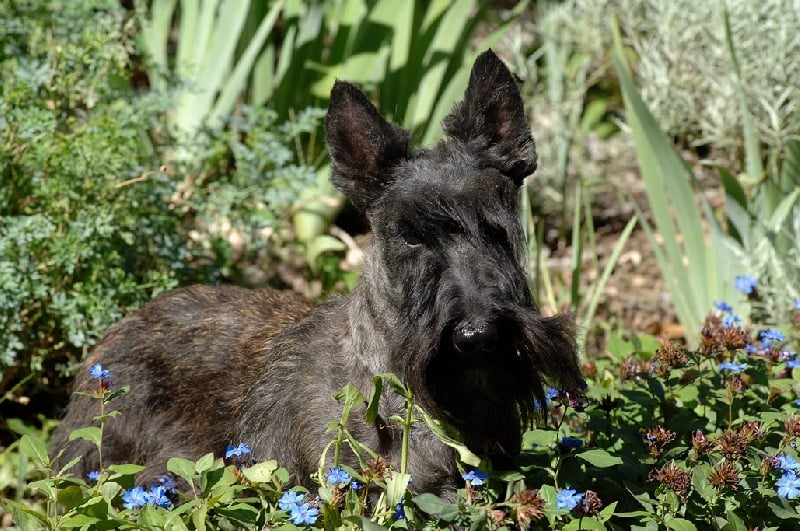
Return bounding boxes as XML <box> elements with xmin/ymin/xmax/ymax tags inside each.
<box><xmin>50</xmin><ymin>285</ymin><xmax>314</xmax><ymax>484</ymax></box>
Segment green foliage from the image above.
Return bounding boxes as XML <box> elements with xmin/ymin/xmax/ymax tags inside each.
<box><xmin>0</xmin><ymin>0</ymin><xmax>323</xmax><ymax>399</ymax></box>
<box><xmin>519</xmin><ymin>0</ymin><xmax>800</xmax><ymax>157</ymax></box>
<box><xmin>612</xmin><ymin>13</ymin><xmax>800</xmax><ymax>342</ymax></box>
<box><xmin>134</xmin><ymin>0</ymin><xmax>523</xmax><ymax>273</ymax></box>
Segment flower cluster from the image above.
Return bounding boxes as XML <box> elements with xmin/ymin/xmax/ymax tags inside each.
<box><xmin>225</xmin><ymin>442</ymin><xmax>251</xmax><ymax>459</ymax></box>
<box><xmin>653</xmin><ymin>341</ymin><xmax>689</xmax><ymax>375</ymax></box>
<box><xmin>554</xmin><ymin>487</ymin><xmax>602</xmax><ymax>516</ymax></box>
<box><xmin>649</xmin><ymin>460</ymin><xmax>691</xmax><ymax>498</ymax></box>
<box><xmin>734</xmin><ymin>274</ymin><xmax>758</xmax><ymax>297</ymax></box>
<box><xmin>700</xmin><ymin>307</ymin><xmax>751</xmax><ymax>355</ymax></box>
<box><xmin>643</xmin><ymin>425</ymin><xmax>676</xmax><ymax>458</ymax></box>
<box><xmin>225</xmin><ymin>442</ymin><xmax>254</xmax><ymax>470</ymax></box>
<box><xmin>535</xmin><ymin>385</ymin><xmax>587</xmax><ymax>411</ymax></box>
<box><xmin>709</xmin><ymin>461</ymin><xmax>741</xmax><ymax>491</ymax></box>
<box><xmin>462</xmin><ymin>468</ymin><xmax>489</xmax><ymax>486</ymax></box>
<box><xmin>559</xmin><ymin>436</ymin><xmax>584</xmax><ymax>452</ymax></box>
<box><xmin>773</xmin><ymin>454</ymin><xmax>800</xmax><ymax>499</ymax></box>
<box><xmin>122</xmin><ymin>476</ymin><xmax>176</xmax><ymax>510</ymax></box>
<box><xmin>278</xmin><ymin>491</ymin><xmax>319</xmax><ymax>526</ymax></box>
<box><xmin>326</xmin><ymin>466</ymin><xmax>351</xmax><ymax>485</ymax></box>
<box><xmin>507</xmin><ymin>489</ymin><xmax>545</xmax><ymax>526</ymax></box>
<box><xmin>555</xmin><ymin>488</ymin><xmax>582</xmax><ymax>510</ymax></box>
<box><xmin>88</xmin><ymin>363</ymin><xmax>112</xmax><ymax>396</ymax></box>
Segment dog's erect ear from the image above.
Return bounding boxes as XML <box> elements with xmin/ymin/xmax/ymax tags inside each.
<box><xmin>442</xmin><ymin>50</ymin><xmax>537</xmax><ymax>184</ymax></box>
<box><xmin>325</xmin><ymin>81</ymin><xmax>410</xmax><ymax>211</ymax></box>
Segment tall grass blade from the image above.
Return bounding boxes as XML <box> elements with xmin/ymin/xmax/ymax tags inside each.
<box><xmin>578</xmin><ymin>215</ymin><xmax>638</xmax><ymax>353</ymax></box>
<box><xmin>611</xmin><ymin>17</ymin><xmax>738</xmax><ymax>342</ymax></box>
<box><xmin>210</xmin><ymin>1</ymin><xmax>283</xmax><ymax>129</ymax></box>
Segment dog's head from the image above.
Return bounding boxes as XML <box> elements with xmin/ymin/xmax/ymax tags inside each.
<box><xmin>325</xmin><ymin>50</ymin><xmax>583</xmax><ymax>452</ymax></box>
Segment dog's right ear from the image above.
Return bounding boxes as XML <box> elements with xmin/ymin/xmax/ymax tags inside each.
<box><xmin>325</xmin><ymin>81</ymin><xmax>410</xmax><ymax>212</ymax></box>
<box><xmin>442</xmin><ymin>50</ymin><xmax>537</xmax><ymax>184</ymax></box>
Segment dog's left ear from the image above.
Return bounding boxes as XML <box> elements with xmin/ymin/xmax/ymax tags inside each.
<box><xmin>325</xmin><ymin>81</ymin><xmax>410</xmax><ymax>212</ymax></box>
<box><xmin>442</xmin><ymin>49</ymin><xmax>537</xmax><ymax>184</ymax></box>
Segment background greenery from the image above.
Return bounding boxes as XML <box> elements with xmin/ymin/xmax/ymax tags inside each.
<box><xmin>2</xmin><ymin>0</ymin><xmax>800</xmax><ymax>528</ymax></box>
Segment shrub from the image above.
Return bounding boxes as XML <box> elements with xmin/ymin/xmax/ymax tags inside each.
<box><xmin>0</xmin><ymin>0</ymin><xmax>322</xmax><ymax>404</ymax></box>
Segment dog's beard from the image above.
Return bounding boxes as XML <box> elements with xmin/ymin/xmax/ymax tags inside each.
<box><xmin>396</xmin><ymin>303</ymin><xmax>583</xmax><ymax>431</ymax></box>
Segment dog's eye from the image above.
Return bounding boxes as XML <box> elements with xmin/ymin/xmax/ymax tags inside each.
<box><xmin>402</xmin><ymin>232</ymin><xmax>423</xmax><ymax>247</ymax></box>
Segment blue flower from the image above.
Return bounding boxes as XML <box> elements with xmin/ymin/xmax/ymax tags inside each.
<box><xmin>734</xmin><ymin>275</ymin><xmax>757</xmax><ymax>295</ymax></box>
<box><xmin>776</xmin><ymin>471</ymin><xmax>800</xmax><ymax>499</ymax></box>
<box><xmin>122</xmin><ymin>486</ymin><xmax>152</xmax><ymax>510</ymax></box>
<box><xmin>556</xmin><ymin>488</ymin><xmax>583</xmax><ymax>510</ymax></box>
<box><xmin>759</xmin><ymin>328</ymin><xmax>784</xmax><ymax>345</ymax></box>
<box><xmin>326</xmin><ymin>467</ymin><xmax>351</xmax><ymax>485</ymax></box>
<box><xmin>349</xmin><ymin>479</ymin><xmax>363</xmax><ymax>491</ymax></box>
<box><xmin>744</xmin><ymin>343</ymin><xmax>758</xmax><ymax>354</ymax></box>
<box><xmin>719</xmin><ymin>361</ymin><xmax>748</xmax><ymax>374</ymax></box>
<box><xmin>289</xmin><ymin>502</ymin><xmax>319</xmax><ymax>525</ymax></box>
<box><xmin>149</xmin><ymin>484</ymin><xmax>173</xmax><ymax>509</ymax></box>
<box><xmin>560</xmin><ymin>436</ymin><xmax>584</xmax><ymax>450</ymax></box>
<box><xmin>87</xmin><ymin>470</ymin><xmax>101</xmax><ymax>482</ymax></box>
<box><xmin>225</xmin><ymin>442</ymin><xmax>251</xmax><ymax>459</ymax></box>
<box><xmin>722</xmin><ymin>314</ymin><xmax>742</xmax><ymax>328</ymax></box>
<box><xmin>776</xmin><ymin>454</ymin><xmax>800</xmax><ymax>472</ymax></box>
<box><xmin>278</xmin><ymin>490</ymin><xmax>306</xmax><ymax>511</ymax></box>
<box><xmin>392</xmin><ymin>502</ymin><xmax>406</xmax><ymax>521</ymax></box>
<box><xmin>156</xmin><ymin>475</ymin><xmax>177</xmax><ymax>491</ymax></box>
<box><xmin>462</xmin><ymin>469</ymin><xmax>489</xmax><ymax>486</ymax></box>
<box><xmin>794</xmin><ymin>299</ymin><xmax>800</xmax><ymax>311</ymax></box>
<box><xmin>786</xmin><ymin>356</ymin><xmax>800</xmax><ymax>369</ymax></box>
<box><xmin>713</xmin><ymin>300</ymin><xmax>733</xmax><ymax>314</ymax></box>
<box><xmin>88</xmin><ymin>363</ymin><xmax>110</xmax><ymax>379</ymax></box>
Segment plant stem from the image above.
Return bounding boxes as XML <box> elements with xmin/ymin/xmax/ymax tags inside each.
<box><xmin>400</xmin><ymin>391</ymin><xmax>414</xmax><ymax>476</ymax></box>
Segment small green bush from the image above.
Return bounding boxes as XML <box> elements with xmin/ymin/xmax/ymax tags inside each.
<box><xmin>0</xmin><ymin>0</ymin><xmax>322</xmax><ymax>401</ymax></box>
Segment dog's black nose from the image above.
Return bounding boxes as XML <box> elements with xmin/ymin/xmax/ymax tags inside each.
<box><xmin>453</xmin><ymin>320</ymin><xmax>498</xmax><ymax>353</ymax></box>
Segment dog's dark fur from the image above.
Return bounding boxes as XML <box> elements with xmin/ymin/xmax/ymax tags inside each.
<box><xmin>50</xmin><ymin>50</ymin><xmax>583</xmax><ymax>497</ymax></box>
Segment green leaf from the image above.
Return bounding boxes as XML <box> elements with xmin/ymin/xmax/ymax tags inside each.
<box><xmin>19</xmin><ymin>434</ymin><xmax>50</xmax><ymax>467</ymax></box>
<box><xmin>168</xmin><ymin>456</ymin><xmax>197</xmax><ymax>484</ymax></box>
<box><xmin>377</xmin><ymin>373</ymin><xmax>411</xmax><ymax>399</ymax></box>
<box><xmin>768</xmin><ymin>501</ymin><xmax>799</xmax><ymax>519</ymax></box>
<box><xmin>413</xmin><ymin>492</ymin><xmax>451</xmax><ymax>514</ymax></box>
<box><xmin>67</xmin><ymin>426</ymin><xmax>102</xmax><ymax>447</ymax></box>
<box><xmin>28</xmin><ymin>479</ymin><xmax>57</xmax><ymax>500</ymax></box>
<box><xmin>665</xmin><ymin>518</ymin><xmax>698</xmax><ymax>531</ymax></box>
<box><xmin>58</xmin><ymin>514</ymin><xmax>99</xmax><ymax>528</ymax></box>
<box><xmin>385</xmin><ymin>472</ymin><xmax>412</xmax><ymax>505</ymax></box>
<box><xmin>100</xmin><ymin>481</ymin><xmax>122</xmax><ymax>503</ymax></box>
<box><xmin>416</xmin><ymin>407</ymin><xmax>481</xmax><ymax>467</ymax></box>
<box><xmin>103</xmin><ymin>385</ymin><xmax>130</xmax><ymax>403</ymax></box>
<box><xmin>106</xmin><ymin>463</ymin><xmax>145</xmax><ymax>476</ymax></box>
<box><xmin>365</xmin><ymin>375</ymin><xmax>383</xmax><ymax>424</ymax></box>
<box><xmin>721</xmin><ymin>509</ymin><xmax>747</xmax><ymax>531</ymax></box>
<box><xmin>194</xmin><ymin>452</ymin><xmax>215</xmax><ymax>473</ymax></box>
<box><xmin>241</xmin><ymin>460</ymin><xmax>278</xmax><ymax>483</ymax></box>
<box><xmin>692</xmin><ymin>464</ymin><xmax>715</xmax><ymax>504</ymax></box>
<box><xmin>191</xmin><ymin>501</ymin><xmax>209</xmax><ymax>531</ymax></box>
<box><xmin>57</xmin><ymin>455</ymin><xmax>83</xmax><ymax>476</ymax></box>
<box><xmin>577</xmin><ymin>449</ymin><xmax>623</xmax><ymax>468</ymax></box>
<box><xmin>56</xmin><ymin>485</ymin><xmax>86</xmax><ymax>509</ymax></box>
<box><xmin>334</xmin><ymin>382</ymin><xmax>366</xmax><ymax>426</ymax></box>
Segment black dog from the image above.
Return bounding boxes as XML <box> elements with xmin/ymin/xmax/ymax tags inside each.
<box><xmin>50</xmin><ymin>50</ymin><xmax>583</xmax><ymax>497</ymax></box>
